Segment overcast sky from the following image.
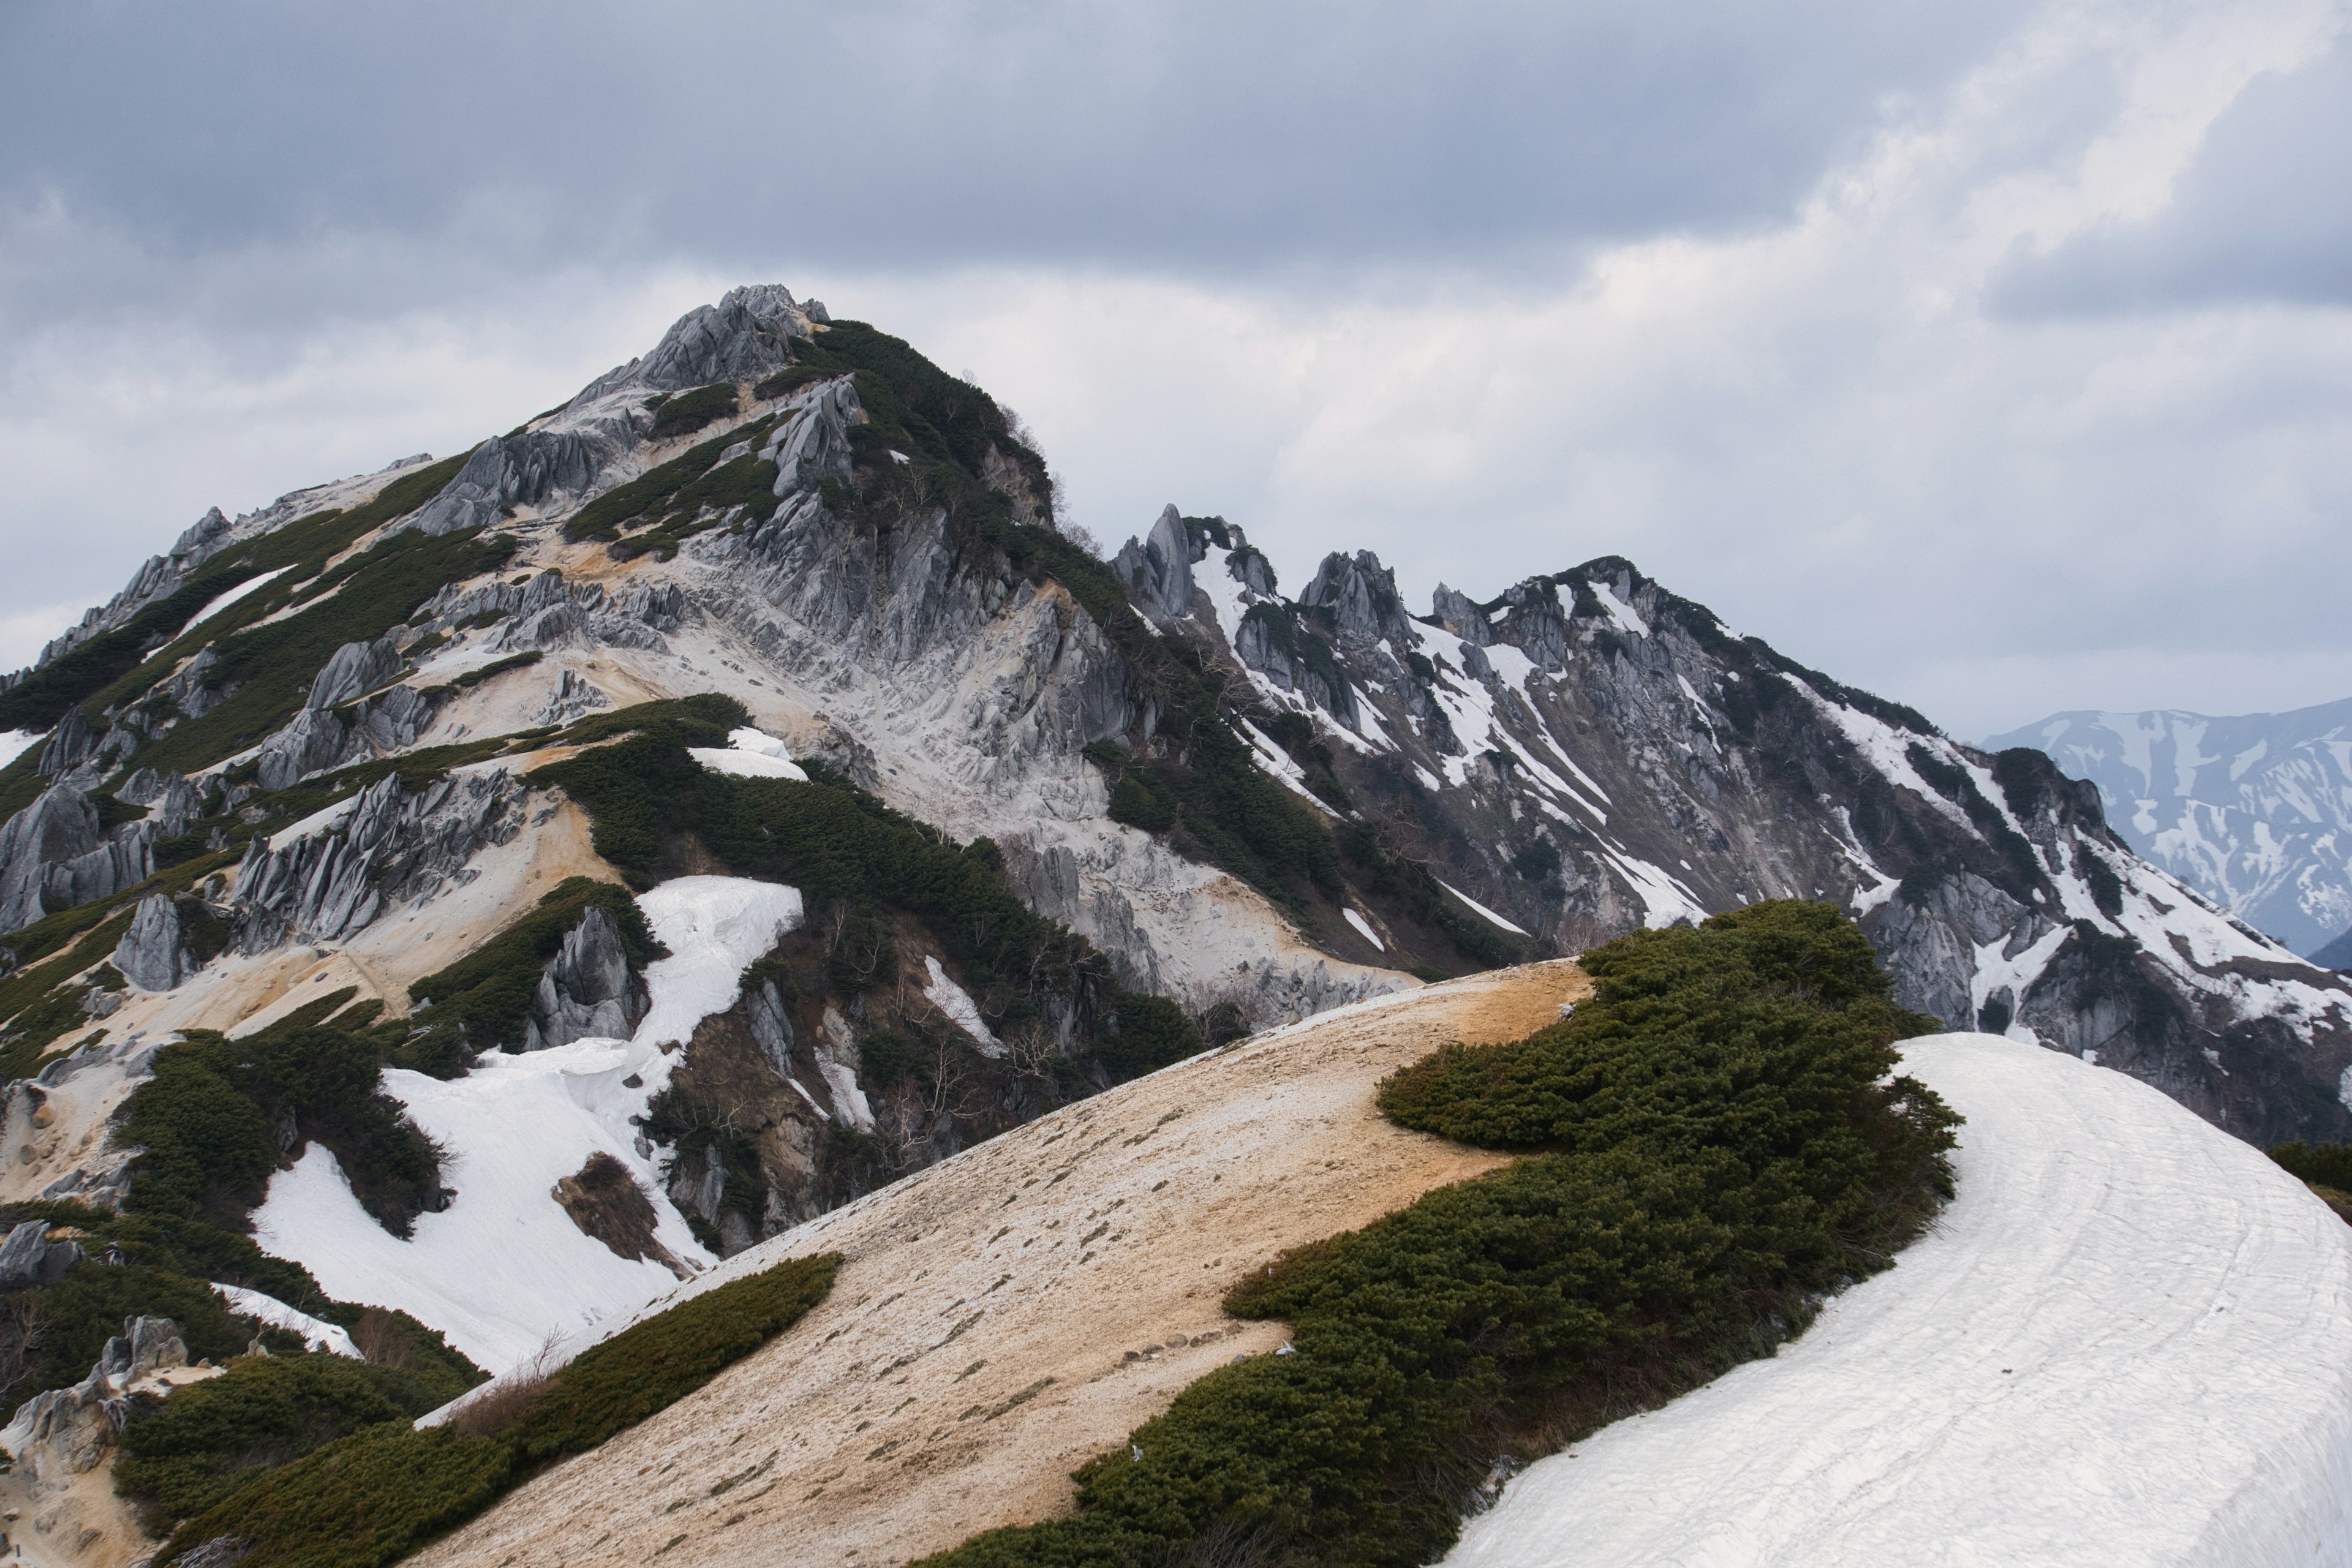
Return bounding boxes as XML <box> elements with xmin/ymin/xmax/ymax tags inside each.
<box><xmin>2</xmin><ymin>0</ymin><xmax>2346</xmax><ymax>739</ymax></box>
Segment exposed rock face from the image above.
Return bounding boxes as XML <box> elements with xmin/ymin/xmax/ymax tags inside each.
<box><xmin>251</xmin><ymin>682</ymin><xmax>439</xmax><ymax>793</ymax></box>
<box><xmin>763</xmin><ymin>377</ymin><xmax>860</xmax><ymax>496</ymax></box>
<box><xmin>307</xmin><ymin>635</ymin><xmax>402</xmax><ymax>710</ymax></box>
<box><xmin>553</xmin><ymin>1152</ymin><xmax>687</xmax><ymax>1276</ymax></box>
<box><xmin>537</xmin><ymin>668</ymin><xmax>608</xmax><ymax>726</ymax></box>
<box><xmin>0</xmin><ymin>1218</ymin><xmax>79</xmax><ymax>1291</ymax></box>
<box><xmin>232</xmin><ymin>771</ymin><xmax>525</xmax><ymax>949</ymax></box>
<box><xmin>0</xmin><ymin>1315</ymin><xmax>187</xmax><ymax>1485</ymax></box>
<box><xmin>422</xmin><ymin>568</ymin><xmax>685</xmax><ymax>655</ymax></box>
<box><xmin>113</xmin><ymin>894</ymin><xmax>188</xmax><ymax>992</ymax></box>
<box><xmin>1300</xmin><ymin>549</ymin><xmax>1419</xmax><ymax>655</ymax></box>
<box><xmin>1112</xmin><ymin>505</ymin><xmax>1196</xmax><ymax>622</ymax></box>
<box><xmin>409</xmin><ymin>424</ymin><xmax>622</xmax><ymax>537</ymax></box>
<box><xmin>572</xmin><ymin>283</ymin><xmax>812</xmax><ymax>405</ymax></box>
<box><xmin>524</xmin><ymin>906</ymin><xmax>646</xmax><ymax>1051</ymax></box>
<box><xmin>0</xmin><ymin>785</ymin><xmax>153</xmax><ymax>933</ymax></box>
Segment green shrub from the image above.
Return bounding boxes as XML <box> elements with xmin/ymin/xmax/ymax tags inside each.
<box><xmin>151</xmin><ymin>1254</ymin><xmax>839</xmax><ymax>1568</ymax></box>
<box><xmin>157</xmin><ymin>1420</ymin><xmax>517</xmax><ymax>1568</ymax></box>
<box><xmin>561</xmin><ymin>423</ymin><xmax>776</xmax><ymax>544</ymax></box>
<box><xmin>2271</xmin><ymin>1140</ymin><xmax>2352</xmax><ymax>1192</ymax></box>
<box><xmin>752</xmin><ymin>364</ymin><xmax>832</xmax><ymax>402</ymax></box>
<box><xmin>647</xmin><ymin>381</ymin><xmax>739</xmax><ymax>440</ymax></box>
<box><xmin>1096</xmin><ymin>993</ymin><xmax>1202</xmax><ymax>1079</ymax></box>
<box><xmin>914</xmin><ymin>901</ymin><xmax>1956</xmax><ymax>1568</ymax></box>
<box><xmin>133</xmin><ymin>524</ymin><xmax>515</xmax><ymax>778</ymax></box>
<box><xmin>116</xmin><ymin>1351</ymin><xmax>460</xmax><ymax>1532</ymax></box>
<box><xmin>505</xmin><ymin>1253</ymin><xmax>838</xmax><ymax>1460</ymax></box>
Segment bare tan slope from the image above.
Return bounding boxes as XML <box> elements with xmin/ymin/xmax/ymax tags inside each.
<box><xmin>412</xmin><ymin>959</ymin><xmax>1589</xmax><ymax>1568</ymax></box>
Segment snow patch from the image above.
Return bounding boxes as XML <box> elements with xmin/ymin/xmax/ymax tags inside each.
<box><xmin>689</xmin><ymin>725</ymin><xmax>809</xmax><ymax>782</ymax></box>
<box><xmin>214</xmin><ymin>1283</ymin><xmax>360</xmax><ymax>1358</ymax></box>
<box><xmin>0</xmin><ymin>731</ymin><xmax>41</xmax><ymax>770</ymax></box>
<box><xmin>1447</xmin><ymin>1033</ymin><xmax>2352</xmax><ymax>1566</ymax></box>
<box><xmin>1341</xmin><ymin>907</ymin><xmax>1386</xmax><ymax>951</ymax></box>
<box><xmin>179</xmin><ymin>565</ymin><xmax>298</xmax><ymax>637</ymax></box>
<box><xmin>1437</xmin><ymin>880</ymin><xmax>1529</xmax><ymax>937</ymax></box>
<box><xmin>253</xmin><ymin>875</ymin><xmax>804</xmax><ymax>1373</ymax></box>
<box><xmin>922</xmin><ymin>956</ymin><xmax>1003</xmax><ymax>1057</ymax></box>
<box><xmin>1589</xmin><ymin>581</ymin><xmax>1649</xmax><ymax>639</ymax></box>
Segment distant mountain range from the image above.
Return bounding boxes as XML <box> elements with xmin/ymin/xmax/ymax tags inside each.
<box><xmin>1989</xmin><ymin>701</ymin><xmax>2352</xmax><ymax>964</ymax></box>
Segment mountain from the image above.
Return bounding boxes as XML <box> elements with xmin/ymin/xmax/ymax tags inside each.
<box><xmin>1989</xmin><ymin>701</ymin><xmax>2352</xmax><ymax>963</ymax></box>
<box><xmin>0</xmin><ymin>281</ymin><xmax>2346</xmax><ymax>1561</ymax></box>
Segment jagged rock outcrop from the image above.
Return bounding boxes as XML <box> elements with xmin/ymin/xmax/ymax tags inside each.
<box><xmin>1156</xmin><ymin>529</ymin><xmax>2352</xmax><ymax>1143</ymax></box>
<box><xmin>113</xmin><ymin>894</ymin><xmax>188</xmax><ymax>992</ymax></box>
<box><xmin>571</xmin><ymin>284</ymin><xmax>813</xmax><ymax>407</ymax></box>
<box><xmin>523</xmin><ymin>906</ymin><xmax>647</xmax><ymax>1051</ymax></box>
<box><xmin>409</xmin><ymin>424</ymin><xmax>622</xmax><ymax>537</ymax></box>
<box><xmin>252</xmin><ymin>685</ymin><xmax>439</xmax><ymax>793</ymax></box>
<box><xmin>1113</xmin><ymin>505</ymin><xmax>1197</xmax><ymax>622</ymax></box>
<box><xmin>420</xmin><ymin>568</ymin><xmax>684</xmax><ymax>655</ymax></box>
<box><xmin>232</xmin><ymin>770</ymin><xmax>524</xmax><ymax>948</ymax></box>
<box><xmin>36</xmin><ymin>711</ymin><xmax>96</xmax><ymax>779</ymax></box>
<box><xmin>0</xmin><ymin>1316</ymin><xmax>187</xmax><ymax>1485</ymax></box>
<box><xmin>0</xmin><ymin>1218</ymin><xmax>80</xmax><ymax>1290</ymax></box>
<box><xmin>0</xmin><ymin>785</ymin><xmax>154</xmax><ymax>932</ymax></box>
<box><xmin>537</xmin><ymin>668</ymin><xmax>608</xmax><ymax>726</ymax></box>
<box><xmin>1431</xmin><ymin>583</ymin><xmax>1494</xmax><ymax>646</ymax></box>
<box><xmin>763</xmin><ymin>376</ymin><xmax>860</xmax><ymax>496</ymax></box>
<box><xmin>307</xmin><ymin>635</ymin><xmax>402</xmax><ymax>710</ymax></box>
<box><xmin>1300</xmin><ymin>549</ymin><xmax>1419</xmax><ymax>654</ymax></box>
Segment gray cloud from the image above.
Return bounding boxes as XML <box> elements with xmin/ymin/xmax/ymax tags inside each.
<box><xmin>0</xmin><ymin>0</ymin><xmax>2346</xmax><ymax>745</ymax></box>
<box><xmin>1992</xmin><ymin>34</ymin><xmax>2352</xmax><ymax>313</ymax></box>
<box><xmin>1</xmin><ymin>0</ymin><xmax>2030</xmax><ymax>292</ymax></box>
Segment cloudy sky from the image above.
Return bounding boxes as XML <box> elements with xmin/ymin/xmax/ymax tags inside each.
<box><xmin>2</xmin><ymin>0</ymin><xmax>2346</xmax><ymax>739</ymax></box>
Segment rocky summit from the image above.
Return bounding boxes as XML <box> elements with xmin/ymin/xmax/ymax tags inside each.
<box><xmin>0</xmin><ymin>284</ymin><xmax>2346</xmax><ymax>1562</ymax></box>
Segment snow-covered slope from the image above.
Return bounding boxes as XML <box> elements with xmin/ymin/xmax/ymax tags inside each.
<box><xmin>1125</xmin><ymin>512</ymin><xmax>2352</xmax><ymax>1144</ymax></box>
<box><xmin>252</xmin><ymin>875</ymin><xmax>802</xmax><ymax>1371</ymax></box>
<box><xmin>1992</xmin><ymin>700</ymin><xmax>2352</xmax><ymax>961</ymax></box>
<box><xmin>1447</xmin><ymin>1033</ymin><xmax>2352</xmax><ymax>1568</ymax></box>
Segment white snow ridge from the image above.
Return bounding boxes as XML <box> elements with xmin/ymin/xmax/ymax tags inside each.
<box><xmin>1446</xmin><ymin>1034</ymin><xmax>2352</xmax><ymax>1568</ymax></box>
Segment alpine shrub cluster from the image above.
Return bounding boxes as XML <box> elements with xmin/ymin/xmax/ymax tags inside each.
<box><xmin>149</xmin><ymin>1253</ymin><xmax>839</xmax><ymax>1568</ymax></box>
<box><xmin>917</xmin><ymin>901</ymin><xmax>1956</xmax><ymax>1568</ymax></box>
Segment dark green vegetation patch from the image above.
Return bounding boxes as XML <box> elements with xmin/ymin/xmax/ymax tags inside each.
<box><xmin>916</xmin><ymin>901</ymin><xmax>1956</xmax><ymax>1568</ymax></box>
<box><xmin>646</xmin><ymin>380</ymin><xmax>740</xmax><ymax>440</ymax></box>
<box><xmin>116</xmin><ymin>1349</ymin><xmax>482</xmax><ymax>1534</ymax></box>
<box><xmin>2271</xmin><ymin>1140</ymin><xmax>2352</xmax><ymax>1223</ymax></box>
<box><xmin>151</xmin><ymin>1253</ymin><xmax>839</xmax><ymax>1568</ymax></box>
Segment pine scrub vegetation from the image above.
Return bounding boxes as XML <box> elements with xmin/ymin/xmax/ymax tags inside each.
<box><xmin>148</xmin><ymin>1253</ymin><xmax>839</xmax><ymax>1568</ymax></box>
<box><xmin>915</xmin><ymin>901</ymin><xmax>1957</xmax><ymax>1568</ymax></box>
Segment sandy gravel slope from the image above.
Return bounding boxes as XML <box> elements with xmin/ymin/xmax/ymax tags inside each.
<box><xmin>1447</xmin><ymin>1033</ymin><xmax>2352</xmax><ymax>1568</ymax></box>
<box><xmin>410</xmin><ymin>959</ymin><xmax>1591</xmax><ymax>1568</ymax></box>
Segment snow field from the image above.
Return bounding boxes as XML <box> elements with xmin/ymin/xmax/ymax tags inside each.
<box><xmin>213</xmin><ymin>1283</ymin><xmax>359</xmax><ymax>1358</ymax></box>
<box><xmin>252</xmin><ymin>875</ymin><xmax>804</xmax><ymax>1373</ymax></box>
<box><xmin>1446</xmin><ymin>1033</ymin><xmax>2352</xmax><ymax>1568</ymax></box>
<box><xmin>688</xmin><ymin>725</ymin><xmax>809</xmax><ymax>781</ymax></box>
